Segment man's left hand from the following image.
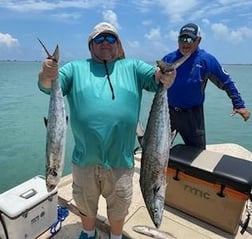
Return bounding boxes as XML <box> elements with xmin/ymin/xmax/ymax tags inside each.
<box><xmin>156</xmin><ymin>68</ymin><xmax>176</xmax><ymax>89</ymax></box>
<box><xmin>232</xmin><ymin>108</ymin><xmax>250</xmax><ymax>121</ymax></box>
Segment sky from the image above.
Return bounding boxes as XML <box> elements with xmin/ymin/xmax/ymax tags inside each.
<box><xmin>0</xmin><ymin>0</ymin><xmax>252</xmax><ymax>64</ymax></box>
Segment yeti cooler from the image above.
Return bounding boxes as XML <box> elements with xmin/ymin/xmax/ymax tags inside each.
<box><xmin>0</xmin><ymin>175</ymin><xmax>58</xmax><ymax>239</ymax></box>
<box><xmin>165</xmin><ymin>144</ymin><xmax>252</xmax><ymax>234</ymax></box>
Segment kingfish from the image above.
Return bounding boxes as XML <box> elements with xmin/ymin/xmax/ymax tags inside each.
<box><xmin>38</xmin><ymin>38</ymin><xmax>67</xmax><ymax>192</ymax></box>
<box><xmin>140</xmin><ymin>81</ymin><xmax>171</xmax><ymax>228</ymax></box>
<box><xmin>139</xmin><ymin>54</ymin><xmax>191</xmax><ymax>228</ymax></box>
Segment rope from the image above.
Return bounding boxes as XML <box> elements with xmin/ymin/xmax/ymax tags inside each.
<box><xmin>50</xmin><ymin>205</ymin><xmax>69</xmax><ymax>236</ymax></box>
<box><xmin>103</xmin><ymin>60</ymin><xmax>115</xmax><ymax>100</ymax></box>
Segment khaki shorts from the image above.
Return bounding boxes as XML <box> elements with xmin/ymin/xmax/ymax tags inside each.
<box><xmin>72</xmin><ymin>164</ymin><xmax>134</xmax><ymax>220</ymax></box>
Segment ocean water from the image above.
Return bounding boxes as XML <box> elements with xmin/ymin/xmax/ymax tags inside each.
<box><xmin>0</xmin><ymin>61</ymin><xmax>251</xmax><ymax>193</ymax></box>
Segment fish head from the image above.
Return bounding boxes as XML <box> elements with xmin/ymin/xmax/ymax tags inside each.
<box><xmin>46</xmin><ymin>166</ymin><xmax>61</xmax><ymax>192</ymax></box>
<box><xmin>146</xmin><ymin>185</ymin><xmax>165</xmax><ymax>228</ymax></box>
<box><xmin>151</xmin><ymin>198</ymin><xmax>164</xmax><ymax>228</ymax></box>
<box><xmin>156</xmin><ymin>60</ymin><xmax>174</xmax><ymax>74</ymax></box>
<box><xmin>46</xmin><ymin>183</ymin><xmax>57</xmax><ymax>192</ymax></box>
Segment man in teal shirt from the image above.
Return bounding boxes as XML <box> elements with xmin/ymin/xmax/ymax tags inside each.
<box><xmin>38</xmin><ymin>22</ymin><xmax>176</xmax><ymax>239</ymax></box>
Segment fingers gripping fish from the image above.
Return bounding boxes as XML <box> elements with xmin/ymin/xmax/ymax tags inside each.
<box><xmin>38</xmin><ymin>38</ymin><xmax>67</xmax><ymax>192</ymax></box>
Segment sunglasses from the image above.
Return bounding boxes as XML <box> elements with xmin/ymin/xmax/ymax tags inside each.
<box><xmin>93</xmin><ymin>34</ymin><xmax>117</xmax><ymax>44</ymax></box>
<box><xmin>178</xmin><ymin>36</ymin><xmax>195</xmax><ymax>43</ymax></box>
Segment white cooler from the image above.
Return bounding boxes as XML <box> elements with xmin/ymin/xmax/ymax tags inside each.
<box><xmin>0</xmin><ymin>175</ymin><xmax>58</xmax><ymax>239</ymax></box>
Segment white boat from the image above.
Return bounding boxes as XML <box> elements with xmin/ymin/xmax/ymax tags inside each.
<box><xmin>1</xmin><ymin>143</ymin><xmax>252</xmax><ymax>239</ymax></box>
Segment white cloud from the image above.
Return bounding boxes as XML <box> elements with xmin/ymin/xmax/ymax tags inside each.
<box><xmin>0</xmin><ymin>33</ymin><xmax>19</xmax><ymax>48</ymax></box>
<box><xmin>211</xmin><ymin>23</ymin><xmax>252</xmax><ymax>44</ymax></box>
<box><xmin>142</xmin><ymin>20</ymin><xmax>152</xmax><ymax>26</ymax></box>
<box><xmin>52</xmin><ymin>12</ymin><xmax>82</xmax><ymax>21</ymax></box>
<box><xmin>102</xmin><ymin>10</ymin><xmax>120</xmax><ymax>30</ymax></box>
<box><xmin>158</xmin><ymin>0</ymin><xmax>198</xmax><ymax>22</ymax></box>
<box><xmin>127</xmin><ymin>40</ymin><xmax>140</xmax><ymax>48</ymax></box>
<box><xmin>133</xmin><ymin>0</ymin><xmax>153</xmax><ymax>13</ymax></box>
<box><xmin>202</xmin><ymin>18</ymin><xmax>210</xmax><ymax>25</ymax></box>
<box><xmin>145</xmin><ymin>27</ymin><xmax>161</xmax><ymax>41</ymax></box>
<box><xmin>167</xmin><ymin>30</ymin><xmax>179</xmax><ymax>42</ymax></box>
<box><xmin>239</xmin><ymin>26</ymin><xmax>252</xmax><ymax>38</ymax></box>
<box><xmin>125</xmin><ymin>0</ymin><xmax>198</xmax><ymax>23</ymax></box>
<box><xmin>0</xmin><ymin>0</ymin><xmax>117</xmax><ymax>12</ymax></box>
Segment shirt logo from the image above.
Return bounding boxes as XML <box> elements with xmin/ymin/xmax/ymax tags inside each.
<box><xmin>221</xmin><ymin>66</ymin><xmax>229</xmax><ymax>75</ymax></box>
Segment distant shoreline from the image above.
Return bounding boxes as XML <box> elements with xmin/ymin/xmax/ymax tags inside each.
<box><xmin>0</xmin><ymin>60</ymin><xmax>251</xmax><ymax>66</ymax></box>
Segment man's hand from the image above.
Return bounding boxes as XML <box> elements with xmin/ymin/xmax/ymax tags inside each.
<box><xmin>38</xmin><ymin>59</ymin><xmax>58</xmax><ymax>88</ymax></box>
<box><xmin>231</xmin><ymin>108</ymin><xmax>250</xmax><ymax>121</ymax></box>
<box><xmin>155</xmin><ymin>67</ymin><xmax>176</xmax><ymax>89</ymax></box>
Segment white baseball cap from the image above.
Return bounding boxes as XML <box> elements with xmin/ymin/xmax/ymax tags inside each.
<box><xmin>88</xmin><ymin>22</ymin><xmax>119</xmax><ymax>43</ymax></box>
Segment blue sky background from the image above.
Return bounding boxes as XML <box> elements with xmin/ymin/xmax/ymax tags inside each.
<box><xmin>0</xmin><ymin>0</ymin><xmax>252</xmax><ymax>63</ymax></box>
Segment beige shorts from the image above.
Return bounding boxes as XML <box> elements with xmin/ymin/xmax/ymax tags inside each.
<box><xmin>72</xmin><ymin>164</ymin><xmax>134</xmax><ymax>220</ymax></box>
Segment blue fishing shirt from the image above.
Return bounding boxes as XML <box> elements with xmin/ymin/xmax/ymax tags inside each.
<box><xmin>39</xmin><ymin>58</ymin><xmax>157</xmax><ymax>169</ymax></box>
<box><xmin>162</xmin><ymin>48</ymin><xmax>245</xmax><ymax>109</ymax></box>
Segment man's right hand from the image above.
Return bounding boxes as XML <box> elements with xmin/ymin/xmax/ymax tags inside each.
<box><xmin>39</xmin><ymin>59</ymin><xmax>58</xmax><ymax>88</ymax></box>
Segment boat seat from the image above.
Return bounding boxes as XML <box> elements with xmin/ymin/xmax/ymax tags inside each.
<box><xmin>168</xmin><ymin>144</ymin><xmax>252</xmax><ymax>196</ymax></box>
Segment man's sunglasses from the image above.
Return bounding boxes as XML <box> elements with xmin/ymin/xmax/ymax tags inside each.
<box><xmin>93</xmin><ymin>34</ymin><xmax>117</xmax><ymax>44</ymax></box>
<box><xmin>178</xmin><ymin>36</ymin><xmax>195</xmax><ymax>43</ymax></box>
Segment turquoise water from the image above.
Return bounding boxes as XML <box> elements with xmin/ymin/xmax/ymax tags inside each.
<box><xmin>0</xmin><ymin>62</ymin><xmax>251</xmax><ymax>193</ymax></box>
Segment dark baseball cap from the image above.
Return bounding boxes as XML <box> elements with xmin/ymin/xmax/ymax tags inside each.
<box><xmin>179</xmin><ymin>23</ymin><xmax>201</xmax><ymax>39</ymax></box>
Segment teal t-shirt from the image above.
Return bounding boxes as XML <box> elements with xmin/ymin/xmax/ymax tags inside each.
<box><xmin>40</xmin><ymin>58</ymin><xmax>157</xmax><ymax>169</ymax></box>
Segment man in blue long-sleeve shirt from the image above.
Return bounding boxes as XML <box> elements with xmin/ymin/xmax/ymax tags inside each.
<box><xmin>162</xmin><ymin>23</ymin><xmax>250</xmax><ymax>149</ymax></box>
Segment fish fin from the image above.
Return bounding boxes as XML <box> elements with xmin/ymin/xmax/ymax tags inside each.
<box><xmin>52</xmin><ymin>45</ymin><xmax>59</xmax><ymax>63</ymax></box>
<box><xmin>137</xmin><ymin>136</ymin><xmax>144</xmax><ymax>147</ymax></box>
<box><xmin>134</xmin><ymin>145</ymin><xmax>142</xmax><ymax>155</ymax></box>
<box><xmin>170</xmin><ymin>130</ymin><xmax>177</xmax><ymax>147</ymax></box>
<box><xmin>37</xmin><ymin>38</ymin><xmax>59</xmax><ymax>63</ymax></box>
<box><xmin>154</xmin><ymin>185</ymin><xmax>161</xmax><ymax>194</ymax></box>
<box><xmin>134</xmin><ymin>121</ymin><xmax>145</xmax><ymax>153</ymax></box>
<box><xmin>44</xmin><ymin>117</ymin><xmax>48</xmax><ymax>127</ymax></box>
<box><xmin>37</xmin><ymin>38</ymin><xmax>51</xmax><ymax>58</ymax></box>
<box><xmin>137</xmin><ymin>121</ymin><xmax>145</xmax><ymax>137</ymax></box>
<box><xmin>136</xmin><ymin>121</ymin><xmax>145</xmax><ymax>146</ymax></box>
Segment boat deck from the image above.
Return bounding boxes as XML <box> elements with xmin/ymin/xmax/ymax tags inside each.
<box><xmin>39</xmin><ymin>144</ymin><xmax>252</xmax><ymax>239</ymax></box>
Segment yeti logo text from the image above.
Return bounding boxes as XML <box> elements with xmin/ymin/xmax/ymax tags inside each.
<box><xmin>184</xmin><ymin>184</ymin><xmax>210</xmax><ymax>199</ymax></box>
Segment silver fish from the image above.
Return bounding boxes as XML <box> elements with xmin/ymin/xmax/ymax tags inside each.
<box><xmin>140</xmin><ymin>83</ymin><xmax>170</xmax><ymax>228</ymax></box>
<box><xmin>133</xmin><ymin>225</ymin><xmax>177</xmax><ymax>239</ymax></box>
<box><xmin>139</xmin><ymin>55</ymin><xmax>190</xmax><ymax>228</ymax></box>
<box><xmin>38</xmin><ymin>38</ymin><xmax>67</xmax><ymax>192</ymax></box>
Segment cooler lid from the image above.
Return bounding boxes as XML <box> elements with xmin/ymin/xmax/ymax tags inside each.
<box><xmin>0</xmin><ymin>175</ymin><xmax>57</xmax><ymax>218</ymax></box>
